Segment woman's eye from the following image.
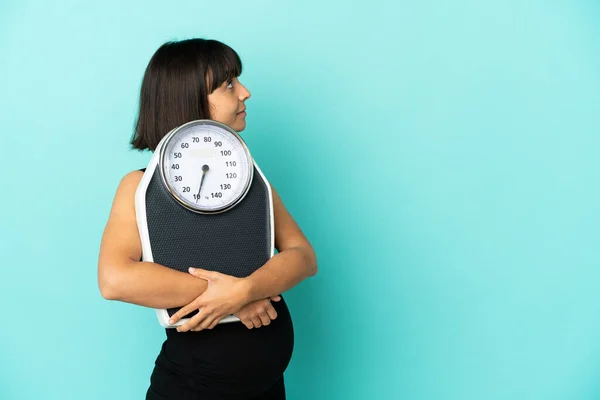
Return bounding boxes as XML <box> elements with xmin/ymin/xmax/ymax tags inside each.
<box><xmin>226</xmin><ymin>81</ymin><xmax>233</xmax><ymax>89</ymax></box>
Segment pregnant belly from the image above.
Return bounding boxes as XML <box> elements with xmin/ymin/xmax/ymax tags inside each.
<box><xmin>154</xmin><ymin>298</ymin><xmax>294</xmax><ymax>398</ymax></box>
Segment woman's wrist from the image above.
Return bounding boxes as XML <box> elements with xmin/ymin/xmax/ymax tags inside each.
<box><xmin>238</xmin><ymin>277</ymin><xmax>255</xmax><ymax>304</ymax></box>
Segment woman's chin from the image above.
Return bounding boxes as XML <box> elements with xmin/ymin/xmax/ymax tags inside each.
<box><xmin>233</xmin><ymin>121</ymin><xmax>246</xmax><ymax>132</ymax></box>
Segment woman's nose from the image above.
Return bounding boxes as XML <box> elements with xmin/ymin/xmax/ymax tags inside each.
<box><xmin>239</xmin><ymin>84</ymin><xmax>251</xmax><ymax>100</ymax></box>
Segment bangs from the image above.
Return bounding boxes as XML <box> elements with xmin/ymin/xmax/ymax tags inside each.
<box><xmin>206</xmin><ymin>41</ymin><xmax>243</xmax><ymax>92</ymax></box>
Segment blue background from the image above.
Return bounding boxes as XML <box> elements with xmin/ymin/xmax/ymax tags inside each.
<box><xmin>1</xmin><ymin>1</ymin><xmax>599</xmax><ymax>399</ymax></box>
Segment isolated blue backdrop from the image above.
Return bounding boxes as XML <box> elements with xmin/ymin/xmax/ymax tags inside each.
<box><xmin>1</xmin><ymin>1</ymin><xmax>599</xmax><ymax>399</ymax></box>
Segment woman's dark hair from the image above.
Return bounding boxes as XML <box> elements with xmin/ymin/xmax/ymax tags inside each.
<box><xmin>130</xmin><ymin>38</ymin><xmax>242</xmax><ymax>152</ymax></box>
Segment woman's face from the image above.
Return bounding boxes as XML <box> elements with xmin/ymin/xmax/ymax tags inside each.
<box><xmin>208</xmin><ymin>77</ymin><xmax>251</xmax><ymax>132</ymax></box>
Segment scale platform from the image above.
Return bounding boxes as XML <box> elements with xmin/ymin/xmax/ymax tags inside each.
<box><xmin>134</xmin><ymin>148</ymin><xmax>274</xmax><ymax>328</ymax></box>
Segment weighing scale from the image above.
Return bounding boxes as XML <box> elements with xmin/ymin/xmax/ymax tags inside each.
<box><xmin>134</xmin><ymin>120</ymin><xmax>274</xmax><ymax>328</ymax></box>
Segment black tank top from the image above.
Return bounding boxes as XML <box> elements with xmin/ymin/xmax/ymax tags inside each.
<box><xmin>138</xmin><ymin>168</ymin><xmax>295</xmax><ymax>398</ymax></box>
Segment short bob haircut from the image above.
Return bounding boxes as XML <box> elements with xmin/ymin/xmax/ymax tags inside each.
<box><xmin>130</xmin><ymin>38</ymin><xmax>242</xmax><ymax>152</ymax></box>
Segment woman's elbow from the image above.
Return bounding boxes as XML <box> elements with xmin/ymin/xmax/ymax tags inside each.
<box><xmin>305</xmin><ymin>248</ymin><xmax>318</xmax><ymax>277</ymax></box>
<box><xmin>98</xmin><ymin>264</ymin><xmax>122</xmax><ymax>300</ymax></box>
<box><xmin>99</xmin><ymin>278</ymin><xmax>118</xmax><ymax>300</ymax></box>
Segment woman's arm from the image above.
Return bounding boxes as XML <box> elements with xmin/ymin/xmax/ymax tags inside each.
<box><xmin>243</xmin><ymin>184</ymin><xmax>318</xmax><ymax>302</ymax></box>
<box><xmin>97</xmin><ymin>171</ymin><xmax>208</xmax><ymax>308</ymax></box>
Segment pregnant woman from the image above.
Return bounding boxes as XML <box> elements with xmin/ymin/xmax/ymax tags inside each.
<box><xmin>97</xmin><ymin>38</ymin><xmax>318</xmax><ymax>400</ymax></box>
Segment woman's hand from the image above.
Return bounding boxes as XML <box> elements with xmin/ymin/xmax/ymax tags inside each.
<box><xmin>234</xmin><ymin>296</ymin><xmax>281</xmax><ymax>329</ymax></box>
<box><xmin>168</xmin><ymin>267</ymin><xmax>251</xmax><ymax>332</ymax></box>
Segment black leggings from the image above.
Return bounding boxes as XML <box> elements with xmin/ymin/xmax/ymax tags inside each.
<box><xmin>145</xmin><ymin>299</ymin><xmax>293</xmax><ymax>400</ymax></box>
<box><xmin>249</xmin><ymin>377</ymin><xmax>286</xmax><ymax>400</ymax></box>
<box><xmin>145</xmin><ymin>375</ymin><xmax>286</xmax><ymax>400</ymax></box>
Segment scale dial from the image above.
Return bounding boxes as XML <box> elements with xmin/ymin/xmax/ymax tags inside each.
<box><xmin>158</xmin><ymin>120</ymin><xmax>254</xmax><ymax>214</ymax></box>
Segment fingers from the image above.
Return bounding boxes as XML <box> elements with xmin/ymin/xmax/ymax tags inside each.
<box><xmin>266</xmin><ymin>304</ymin><xmax>278</xmax><ymax>320</ymax></box>
<box><xmin>236</xmin><ymin>299</ymin><xmax>280</xmax><ymax>330</ymax></box>
<box><xmin>178</xmin><ymin>307</ymin><xmax>234</xmax><ymax>332</ymax></box>
<box><xmin>258</xmin><ymin>311</ymin><xmax>271</xmax><ymax>327</ymax></box>
<box><xmin>251</xmin><ymin>316</ymin><xmax>262</xmax><ymax>328</ymax></box>
<box><xmin>177</xmin><ymin>310</ymin><xmax>206</xmax><ymax>332</ymax></box>
<box><xmin>191</xmin><ymin>316</ymin><xmax>218</xmax><ymax>331</ymax></box>
<box><xmin>168</xmin><ymin>301</ymin><xmax>198</xmax><ymax>325</ymax></box>
<box><xmin>241</xmin><ymin>317</ymin><xmax>254</xmax><ymax>329</ymax></box>
<box><xmin>188</xmin><ymin>267</ymin><xmax>220</xmax><ymax>282</ymax></box>
<box><xmin>270</xmin><ymin>295</ymin><xmax>281</xmax><ymax>302</ymax></box>
<box><xmin>177</xmin><ymin>305</ymin><xmax>217</xmax><ymax>332</ymax></box>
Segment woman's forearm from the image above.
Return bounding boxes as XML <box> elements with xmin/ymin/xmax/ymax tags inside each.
<box><xmin>244</xmin><ymin>246</ymin><xmax>317</xmax><ymax>303</ymax></box>
<box><xmin>100</xmin><ymin>247</ymin><xmax>316</xmax><ymax>309</ymax></box>
<box><xmin>101</xmin><ymin>260</ymin><xmax>208</xmax><ymax>309</ymax></box>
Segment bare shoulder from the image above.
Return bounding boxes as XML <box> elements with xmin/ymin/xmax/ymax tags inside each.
<box><xmin>110</xmin><ymin>170</ymin><xmax>144</xmax><ymax>213</ymax></box>
<box><xmin>118</xmin><ymin>170</ymin><xmax>145</xmax><ymax>195</ymax></box>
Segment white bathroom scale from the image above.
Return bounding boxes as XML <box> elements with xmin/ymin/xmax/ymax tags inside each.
<box><xmin>134</xmin><ymin>120</ymin><xmax>274</xmax><ymax>329</ymax></box>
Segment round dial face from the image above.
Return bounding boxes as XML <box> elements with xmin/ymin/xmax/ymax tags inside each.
<box><xmin>159</xmin><ymin>120</ymin><xmax>253</xmax><ymax>214</ymax></box>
